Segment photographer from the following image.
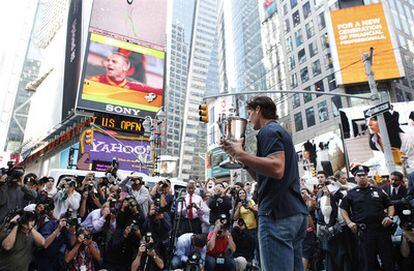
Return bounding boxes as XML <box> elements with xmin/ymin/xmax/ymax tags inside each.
<box><xmin>231</xmin><ymin>219</ymin><xmax>256</xmax><ymax>271</ymax></box>
<box><xmin>0</xmin><ymin>211</ymin><xmax>46</xmax><ymax>270</ymax></box>
<box><xmin>80</xmin><ymin>202</ymin><xmax>116</xmax><ymax>233</ymax></box>
<box><xmin>179</xmin><ymin>183</ymin><xmax>205</xmax><ymax>234</ymax></box>
<box><xmin>150</xmin><ymin>179</ymin><xmax>173</xmax><ymax>213</ymax></box>
<box><xmin>171</xmin><ymin>233</ymin><xmax>207</xmax><ymax>270</ymax></box>
<box><xmin>78</xmin><ymin>174</ymin><xmax>104</xmax><ymax>218</ymax></box>
<box><xmin>116</xmin><ymin>197</ymin><xmax>145</xmax><ymax>230</ymax></box>
<box><xmin>64</xmin><ymin>227</ymin><xmax>102</xmax><ymax>271</ymax></box>
<box><xmin>205</xmin><ymin>216</ymin><xmax>236</xmax><ymax>271</ymax></box>
<box><xmin>131</xmin><ymin>234</ymin><xmax>164</xmax><ymax>271</ymax></box>
<box><xmin>0</xmin><ymin>166</ymin><xmax>28</xmax><ymax>222</ymax></box>
<box><xmin>53</xmin><ymin>179</ymin><xmax>81</xmax><ymax>219</ymax></box>
<box><xmin>120</xmin><ymin>176</ymin><xmax>151</xmax><ymax>217</ymax></box>
<box><xmin>143</xmin><ymin>203</ymin><xmax>171</xmax><ymax>255</ymax></box>
<box><xmin>208</xmin><ymin>183</ymin><xmax>232</xmax><ymax>227</ymax></box>
<box><xmin>35</xmin><ymin>217</ymin><xmax>74</xmax><ymax>271</ymax></box>
<box><xmin>104</xmin><ymin>220</ymin><xmax>143</xmax><ymax>270</ymax></box>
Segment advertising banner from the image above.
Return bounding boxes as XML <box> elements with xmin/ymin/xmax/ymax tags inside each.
<box><xmin>327</xmin><ymin>3</ymin><xmax>404</xmax><ymax>85</ymax></box>
<box><xmin>78</xmin><ymin>130</ymin><xmax>151</xmax><ymax>174</ymax></box>
<box><xmin>340</xmin><ymin>101</ymin><xmax>414</xmax><ymax>175</ymax></box>
<box><xmin>76</xmin><ymin>0</ymin><xmax>167</xmax><ymax>119</ymax></box>
<box><xmin>62</xmin><ymin>0</ymin><xmax>83</xmax><ymax>121</ymax></box>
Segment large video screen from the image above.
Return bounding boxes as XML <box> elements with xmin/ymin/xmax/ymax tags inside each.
<box><xmin>75</xmin><ymin>0</ymin><xmax>167</xmax><ymax>119</ymax></box>
<box><xmin>340</xmin><ymin>101</ymin><xmax>414</xmax><ymax>176</ymax></box>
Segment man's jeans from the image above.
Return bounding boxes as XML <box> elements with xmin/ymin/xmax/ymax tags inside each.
<box><xmin>259</xmin><ymin>213</ymin><xmax>307</xmax><ymax>271</ymax></box>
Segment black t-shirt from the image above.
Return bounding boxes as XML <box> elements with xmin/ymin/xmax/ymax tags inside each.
<box><xmin>208</xmin><ymin>195</ymin><xmax>232</xmax><ymax>224</ymax></box>
<box><xmin>256</xmin><ymin>121</ymin><xmax>307</xmax><ymax>219</ymax></box>
<box><xmin>340</xmin><ymin>185</ymin><xmax>392</xmax><ymax>224</ymax></box>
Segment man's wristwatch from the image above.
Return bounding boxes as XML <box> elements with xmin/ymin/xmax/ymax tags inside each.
<box><xmin>388</xmin><ymin>215</ymin><xmax>393</xmax><ymax>220</ymax></box>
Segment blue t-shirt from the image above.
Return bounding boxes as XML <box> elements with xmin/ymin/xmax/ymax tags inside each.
<box><xmin>256</xmin><ymin>120</ymin><xmax>307</xmax><ymax>219</ymax></box>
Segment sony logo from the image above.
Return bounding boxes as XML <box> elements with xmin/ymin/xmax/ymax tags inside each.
<box><xmin>106</xmin><ymin>104</ymin><xmax>141</xmax><ymax>116</ymax></box>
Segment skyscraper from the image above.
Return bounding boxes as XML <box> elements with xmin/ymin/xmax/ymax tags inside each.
<box><xmin>179</xmin><ymin>0</ymin><xmax>219</xmax><ymax>180</ymax></box>
<box><xmin>164</xmin><ymin>0</ymin><xmax>196</xmax><ymax>158</ymax></box>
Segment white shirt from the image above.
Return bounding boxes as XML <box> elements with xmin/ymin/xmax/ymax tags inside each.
<box><xmin>178</xmin><ymin>193</ymin><xmax>205</xmax><ymax>220</ymax></box>
<box><xmin>53</xmin><ymin>190</ymin><xmax>81</xmax><ymax>219</ymax></box>
<box><xmin>80</xmin><ymin>208</ymin><xmax>116</xmax><ymax>233</ymax></box>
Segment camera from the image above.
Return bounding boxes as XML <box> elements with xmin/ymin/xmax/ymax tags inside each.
<box><xmin>130</xmin><ymin>220</ymin><xmax>140</xmax><ymax>232</ymax></box>
<box><xmin>1</xmin><ymin>162</ymin><xmax>25</xmax><ymax>183</ymax></box>
<box><xmin>144</xmin><ymin>232</ymin><xmax>154</xmax><ymax>249</ymax></box>
<box><xmin>187</xmin><ymin>251</ymin><xmax>201</xmax><ymax>270</ymax></box>
<box><xmin>62</xmin><ymin>208</ymin><xmax>78</xmax><ymax>226</ymax></box>
<box><xmin>241</xmin><ymin>199</ymin><xmax>249</xmax><ymax>208</ymax></box>
<box><xmin>153</xmin><ymin>198</ymin><xmax>162</xmax><ymax>213</ymax></box>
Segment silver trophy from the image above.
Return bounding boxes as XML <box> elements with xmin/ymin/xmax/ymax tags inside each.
<box><xmin>218</xmin><ymin>109</ymin><xmax>248</xmax><ymax>169</ymax></box>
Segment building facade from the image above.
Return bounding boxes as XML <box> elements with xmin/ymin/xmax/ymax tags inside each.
<box><xmin>178</xmin><ymin>0</ymin><xmax>219</xmax><ymax>180</ymax></box>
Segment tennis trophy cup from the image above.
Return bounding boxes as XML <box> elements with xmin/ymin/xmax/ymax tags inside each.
<box><xmin>217</xmin><ymin>108</ymin><xmax>247</xmax><ymax>169</ymax></box>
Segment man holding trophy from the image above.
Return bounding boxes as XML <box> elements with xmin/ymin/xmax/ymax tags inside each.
<box><xmin>220</xmin><ymin>96</ymin><xmax>308</xmax><ymax>271</ymax></box>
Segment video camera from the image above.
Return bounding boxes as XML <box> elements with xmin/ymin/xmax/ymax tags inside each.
<box><xmin>0</xmin><ymin>161</ymin><xmax>25</xmax><ymax>184</ymax></box>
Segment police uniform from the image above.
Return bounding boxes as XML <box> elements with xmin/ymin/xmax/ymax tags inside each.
<box><xmin>340</xmin><ymin>166</ymin><xmax>394</xmax><ymax>271</ymax></box>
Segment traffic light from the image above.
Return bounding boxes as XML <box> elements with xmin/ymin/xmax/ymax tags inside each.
<box><xmin>85</xmin><ymin>129</ymin><xmax>94</xmax><ymax>145</ymax></box>
<box><xmin>199</xmin><ymin>104</ymin><xmax>208</xmax><ymax>123</ymax></box>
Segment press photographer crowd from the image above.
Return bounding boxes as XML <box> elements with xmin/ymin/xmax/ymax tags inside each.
<box><xmin>1</xmin><ymin>161</ymin><xmax>414</xmax><ymax>271</ymax></box>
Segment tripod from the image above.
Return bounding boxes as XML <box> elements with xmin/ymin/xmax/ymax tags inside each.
<box><xmin>167</xmin><ymin>196</ymin><xmax>193</xmax><ymax>269</ymax></box>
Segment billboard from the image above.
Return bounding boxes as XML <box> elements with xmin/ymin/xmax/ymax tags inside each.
<box><xmin>77</xmin><ymin>130</ymin><xmax>152</xmax><ymax>174</ymax></box>
<box><xmin>340</xmin><ymin>101</ymin><xmax>414</xmax><ymax>175</ymax></box>
<box><xmin>327</xmin><ymin>3</ymin><xmax>404</xmax><ymax>85</ymax></box>
<box><xmin>76</xmin><ymin>0</ymin><xmax>167</xmax><ymax>119</ymax></box>
<box><xmin>62</xmin><ymin>0</ymin><xmax>82</xmax><ymax>121</ymax></box>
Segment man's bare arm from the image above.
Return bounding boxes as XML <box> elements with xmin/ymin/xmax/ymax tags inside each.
<box><xmin>237</xmin><ymin>151</ymin><xmax>285</xmax><ymax>180</ymax></box>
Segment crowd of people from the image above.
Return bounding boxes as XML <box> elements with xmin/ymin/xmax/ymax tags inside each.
<box><xmin>0</xmin><ymin>164</ymin><xmax>262</xmax><ymax>271</ymax></box>
<box><xmin>1</xmin><ymin>165</ymin><xmax>414</xmax><ymax>271</ymax></box>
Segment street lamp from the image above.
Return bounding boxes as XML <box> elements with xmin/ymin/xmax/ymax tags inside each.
<box><xmin>142</xmin><ymin>109</ymin><xmax>165</xmax><ymax>176</ymax></box>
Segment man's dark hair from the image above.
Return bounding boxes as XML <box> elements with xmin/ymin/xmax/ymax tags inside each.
<box><xmin>317</xmin><ymin>171</ymin><xmax>328</xmax><ymax>178</ymax></box>
<box><xmin>390</xmin><ymin>171</ymin><xmax>404</xmax><ymax>181</ymax></box>
<box><xmin>246</xmin><ymin>96</ymin><xmax>278</xmax><ymax>120</ymax></box>
<box><xmin>192</xmin><ymin>234</ymin><xmax>207</xmax><ymax>248</ymax></box>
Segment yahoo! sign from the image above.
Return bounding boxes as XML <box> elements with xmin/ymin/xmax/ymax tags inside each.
<box><xmin>81</xmin><ymin>131</ymin><xmax>151</xmax><ymax>172</ymax></box>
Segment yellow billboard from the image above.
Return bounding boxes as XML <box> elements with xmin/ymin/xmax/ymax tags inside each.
<box><xmin>327</xmin><ymin>3</ymin><xmax>404</xmax><ymax>85</ymax></box>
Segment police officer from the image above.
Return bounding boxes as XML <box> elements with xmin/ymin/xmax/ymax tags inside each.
<box><xmin>340</xmin><ymin>165</ymin><xmax>395</xmax><ymax>271</ymax></box>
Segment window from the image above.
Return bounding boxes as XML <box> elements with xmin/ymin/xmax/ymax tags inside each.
<box><xmin>293</xmin><ymin>93</ymin><xmax>301</xmax><ymax>108</ymax></box>
<box><xmin>284</xmin><ymin>19</ymin><xmax>291</xmax><ymax>33</ymax></box>
<box><xmin>298</xmin><ymin>48</ymin><xmax>306</xmax><ymax>64</ymax></box>
<box><xmin>305</xmin><ymin>21</ymin><xmax>315</xmax><ymax>39</ymax></box>
<box><xmin>295</xmin><ymin>29</ymin><xmax>304</xmax><ymax>47</ymax></box>
<box><xmin>312</xmin><ymin>60</ymin><xmax>322</xmax><ymax>76</ymax></box>
<box><xmin>305</xmin><ymin>107</ymin><xmax>316</xmax><ymax>127</ymax></box>
<box><xmin>291</xmin><ymin>0</ymin><xmax>298</xmax><ymax>9</ymax></box>
<box><xmin>290</xmin><ymin>73</ymin><xmax>298</xmax><ymax>88</ymax></box>
<box><xmin>288</xmin><ymin>55</ymin><xmax>296</xmax><ymax>71</ymax></box>
<box><xmin>303</xmin><ymin>2</ymin><xmax>311</xmax><ymax>19</ymax></box>
<box><xmin>294</xmin><ymin>112</ymin><xmax>303</xmax><ymax>131</ymax></box>
<box><xmin>328</xmin><ymin>74</ymin><xmax>336</xmax><ymax>91</ymax></box>
<box><xmin>324</xmin><ymin>52</ymin><xmax>333</xmax><ymax>69</ymax></box>
<box><xmin>303</xmin><ymin>86</ymin><xmax>313</xmax><ymax>103</ymax></box>
<box><xmin>321</xmin><ymin>33</ymin><xmax>329</xmax><ymax>49</ymax></box>
<box><xmin>318</xmin><ymin>12</ymin><xmax>326</xmax><ymax>30</ymax></box>
<box><xmin>293</xmin><ymin>11</ymin><xmax>301</xmax><ymax>27</ymax></box>
<box><xmin>315</xmin><ymin>80</ymin><xmax>324</xmax><ymax>97</ymax></box>
<box><xmin>318</xmin><ymin>101</ymin><xmax>329</xmax><ymax>122</ymax></box>
<box><xmin>331</xmin><ymin>96</ymin><xmax>342</xmax><ymax>117</ymax></box>
<box><xmin>300</xmin><ymin>67</ymin><xmax>309</xmax><ymax>83</ymax></box>
<box><xmin>283</xmin><ymin>3</ymin><xmax>288</xmax><ymax>15</ymax></box>
<box><xmin>309</xmin><ymin>40</ymin><xmax>318</xmax><ymax>57</ymax></box>
<box><xmin>286</xmin><ymin>36</ymin><xmax>293</xmax><ymax>52</ymax></box>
